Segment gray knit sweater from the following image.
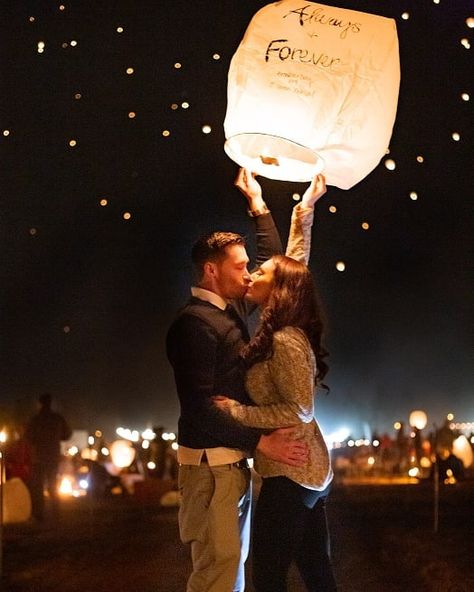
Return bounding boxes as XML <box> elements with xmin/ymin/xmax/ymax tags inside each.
<box><xmin>228</xmin><ymin>326</ymin><xmax>333</xmax><ymax>490</ymax></box>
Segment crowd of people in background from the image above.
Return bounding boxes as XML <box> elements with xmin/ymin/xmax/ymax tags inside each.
<box><xmin>2</xmin><ymin>401</ymin><xmax>472</xmax><ymax>522</ymax></box>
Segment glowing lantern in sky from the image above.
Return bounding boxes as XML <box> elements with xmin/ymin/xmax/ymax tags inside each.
<box><xmin>110</xmin><ymin>439</ymin><xmax>136</xmax><ymax>468</ymax></box>
<box><xmin>409</xmin><ymin>410</ymin><xmax>428</xmax><ymax>430</ymax></box>
<box><xmin>224</xmin><ymin>1</ymin><xmax>400</xmax><ymax>188</ymax></box>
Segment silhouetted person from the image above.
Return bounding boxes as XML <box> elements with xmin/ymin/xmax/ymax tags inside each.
<box><xmin>25</xmin><ymin>393</ymin><xmax>72</xmax><ymax>521</ymax></box>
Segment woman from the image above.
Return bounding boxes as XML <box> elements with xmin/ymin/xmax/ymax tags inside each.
<box><xmin>214</xmin><ymin>178</ymin><xmax>337</xmax><ymax>592</ymax></box>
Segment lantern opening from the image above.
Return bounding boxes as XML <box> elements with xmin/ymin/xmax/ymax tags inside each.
<box><xmin>224</xmin><ymin>133</ymin><xmax>325</xmax><ymax>182</ymax></box>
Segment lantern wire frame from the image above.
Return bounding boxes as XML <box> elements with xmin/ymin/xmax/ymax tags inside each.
<box><xmin>224</xmin><ymin>133</ymin><xmax>325</xmax><ymax>182</ymax></box>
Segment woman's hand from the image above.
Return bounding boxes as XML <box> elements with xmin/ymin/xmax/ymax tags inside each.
<box><xmin>234</xmin><ymin>168</ymin><xmax>266</xmax><ymax>211</ymax></box>
<box><xmin>301</xmin><ymin>174</ymin><xmax>327</xmax><ymax>208</ymax></box>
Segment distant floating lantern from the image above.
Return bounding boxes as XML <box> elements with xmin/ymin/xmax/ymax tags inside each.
<box><xmin>110</xmin><ymin>439</ymin><xmax>136</xmax><ymax>468</ymax></box>
<box><xmin>409</xmin><ymin>410</ymin><xmax>427</xmax><ymax>430</ymax></box>
<box><xmin>224</xmin><ymin>1</ymin><xmax>400</xmax><ymax>187</ymax></box>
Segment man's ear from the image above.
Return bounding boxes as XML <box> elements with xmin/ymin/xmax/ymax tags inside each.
<box><xmin>203</xmin><ymin>261</ymin><xmax>217</xmax><ymax>278</ymax></box>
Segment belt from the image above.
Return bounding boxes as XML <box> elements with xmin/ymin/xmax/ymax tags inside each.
<box><xmin>200</xmin><ymin>452</ymin><xmax>249</xmax><ymax>470</ymax></box>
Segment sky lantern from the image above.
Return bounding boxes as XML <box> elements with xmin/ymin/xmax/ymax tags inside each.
<box><xmin>224</xmin><ymin>1</ymin><xmax>400</xmax><ymax>187</ymax></box>
<box><xmin>452</xmin><ymin>435</ymin><xmax>473</xmax><ymax>468</ymax></box>
<box><xmin>409</xmin><ymin>410</ymin><xmax>428</xmax><ymax>430</ymax></box>
<box><xmin>110</xmin><ymin>439</ymin><xmax>136</xmax><ymax>469</ymax></box>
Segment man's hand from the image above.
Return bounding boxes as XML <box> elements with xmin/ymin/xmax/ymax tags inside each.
<box><xmin>234</xmin><ymin>167</ymin><xmax>266</xmax><ymax>211</ymax></box>
<box><xmin>257</xmin><ymin>427</ymin><xmax>309</xmax><ymax>467</ymax></box>
<box><xmin>301</xmin><ymin>174</ymin><xmax>327</xmax><ymax>208</ymax></box>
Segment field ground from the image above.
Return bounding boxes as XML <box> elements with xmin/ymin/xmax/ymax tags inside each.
<box><xmin>2</xmin><ymin>480</ymin><xmax>474</xmax><ymax>592</ymax></box>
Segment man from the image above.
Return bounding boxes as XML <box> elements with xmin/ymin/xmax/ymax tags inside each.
<box><xmin>167</xmin><ymin>169</ymin><xmax>322</xmax><ymax>592</ymax></box>
<box><xmin>25</xmin><ymin>392</ymin><xmax>72</xmax><ymax>521</ymax></box>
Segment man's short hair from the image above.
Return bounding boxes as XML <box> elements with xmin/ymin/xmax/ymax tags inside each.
<box><xmin>192</xmin><ymin>231</ymin><xmax>246</xmax><ymax>279</ymax></box>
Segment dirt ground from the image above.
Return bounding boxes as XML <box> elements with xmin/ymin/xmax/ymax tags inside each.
<box><xmin>2</xmin><ymin>480</ymin><xmax>474</xmax><ymax>592</ymax></box>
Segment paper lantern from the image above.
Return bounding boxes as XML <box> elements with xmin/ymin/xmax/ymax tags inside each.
<box><xmin>224</xmin><ymin>1</ymin><xmax>400</xmax><ymax>187</ymax></box>
<box><xmin>409</xmin><ymin>410</ymin><xmax>428</xmax><ymax>430</ymax></box>
<box><xmin>2</xmin><ymin>478</ymin><xmax>32</xmax><ymax>523</ymax></box>
<box><xmin>452</xmin><ymin>435</ymin><xmax>473</xmax><ymax>468</ymax></box>
<box><xmin>110</xmin><ymin>439</ymin><xmax>136</xmax><ymax>469</ymax></box>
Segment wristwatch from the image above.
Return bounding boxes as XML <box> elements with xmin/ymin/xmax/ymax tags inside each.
<box><xmin>247</xmin><ymin>203</ymin><xmax>270</xmax><ymax>217</ymax></box>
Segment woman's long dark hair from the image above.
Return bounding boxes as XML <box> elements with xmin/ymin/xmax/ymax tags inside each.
<box><xmin>241</xmin><ymin>255</ymin><xmax>329</xmax><ymax>388</ymax></box>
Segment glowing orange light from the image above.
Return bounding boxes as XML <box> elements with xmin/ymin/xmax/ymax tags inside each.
<box><xmin>126</xmin><ymin>67</ymin><xmax>134</xmax><ymax>75</ymax></box>
<box><xmin>329</xmin><ymin>205</ymin><xmax>337</xmax><ymax>213</ymax></box>
<box><xmin>162</xmin><ymin>130</ymin><xmax>170</xmax><ymax>137</ymax></box>
<box><xmin>361</xmin><ymin>222</ymin><xmax>369</xmax><ymax>230</ymax></box>
<box><xmin>174</xmin><ymin>62</ymin><xmax>182</xmax><ymax>69</ymax></box>
<box><xmin>100</xmin><ymin>199</ymin><xmax>108</xmax><ymax>206</ymax></box>
<box><xmin>128</xmin><ymin>112</ymin><xmax>136</xmax><ymax>119</ymax></box>
<box><xmin>123</xmin><ymin>212</ymin><xmax>131</xmax><ymax>220</ymax></box>
<box><xmin>69</xmin><ymin>140</ymin><xmax>77</xmax><ymax>147</ymax></box>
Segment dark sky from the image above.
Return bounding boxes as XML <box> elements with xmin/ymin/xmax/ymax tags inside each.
<box><xmin>1</xmin><ymin>1</ymin><xmax>472</xmax><ymax>439</ymax></box>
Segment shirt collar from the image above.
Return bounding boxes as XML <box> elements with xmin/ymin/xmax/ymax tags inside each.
<box><xmin>191</xmin><ymin>286</ymin><xmax>228</xmax><ymax>311</ymax></box>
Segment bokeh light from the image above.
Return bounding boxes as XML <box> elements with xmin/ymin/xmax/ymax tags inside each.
<box><xmin>384</xmin><ymin>158</ymin><xmax>396</xmax><ymax>170</ymax></box>
<box><xmin>69</xmin><ymin>139</ymin><xmax>77</xmax><ymax>147</ymax></box>
<box><xmin>292</xmin><ymin>193</ymin><xmax>300</xmax><ymax>201</ymax></box>
<box><xmin>416</xmin><ymin>155</ymin><xmax>424</xmax><ymax>163</ymax></box>
<box><xmin>162</xmin><ymin>130</ymin><xmax>170</xmax><ymax>137</ymax></box>
<box><xmin>361</xmin><ymin>222</ymin><xmax>370</xmax><ymax>230</ymax></box>
<box><xmin>410</xmin><ymin>192</ymin><xmax>418</xmax><ymax>201</ymax></box>
<box><xmin>123</xmin><ymin>212</ymin><xmax>131</xmax><ymax>220</ymax></box>
<box><xmin>126</xmin><ymin>67</ymin><xmax>134</xmax><ymax>75</ymax></box>
<box><xmin>451</xmin><ymin>132</ymin><xmax>460</xmax><ymax>141</ymax></box>
<box><xmin>202</xmin><ymin>125</ymin><xmax>212</xmax><ymax>134</ymax></box>
<box><xmin>401</xmin><ymin>12</ymin><xmax>409</xmax><ymax>20</ymax></box>
<box><xmin>336</xmin><ymin>261</ymin><xmax>346</xmax><ymax>272</ymax></box>
<box><xmin>461</xmin><ymin>92</ymin><xmax>470</xmax><ymax>101</ymax></box>
<box><xmin>329</xmin><ymin>205</ymin><xmax>337</xmax><ymax>213</ymax></box>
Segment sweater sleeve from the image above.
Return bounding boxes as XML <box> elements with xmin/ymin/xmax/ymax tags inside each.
<box><xmin>228</xmin><ymin>329</ymin><xmax>315</xmax><ymax>429</ymax></box>
<box><xmin>285</xmin><ymin>203</ymin><xmax>314</xmax><ymax>265</ymax></box>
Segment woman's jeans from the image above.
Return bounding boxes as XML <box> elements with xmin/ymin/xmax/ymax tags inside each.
<box><xmin>252</xmin><ymin>476</ymin><xmax>337</xmax><ymax>592</ymax></box>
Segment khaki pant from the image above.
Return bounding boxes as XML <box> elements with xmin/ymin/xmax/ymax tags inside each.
<box><xmin>178</xmin><ymin>463</ymin><xmax>251</xmax><ymax>592</ymax></box>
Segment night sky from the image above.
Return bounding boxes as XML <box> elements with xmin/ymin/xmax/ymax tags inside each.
<box><xmin>1</xmin><ymin>1</ymin><xmax>472</xmax><ymax>439</ymax></box>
